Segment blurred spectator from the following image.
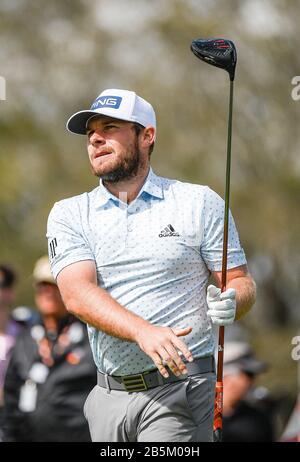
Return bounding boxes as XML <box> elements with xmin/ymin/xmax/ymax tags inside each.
<box><xmin>222</xmin><ymin>341</ymin><xmax>275</xmax><ymax>442</ymax></box>
<box><xmin>11</xmin><ymin>305</ymin><xmax>40</xmax><ymax>328</ymax></box>
<box><xmin>2</xmin><ymin>256</ymin><xmax>96</xmax><ymax>442</ymax></box>
<box><xmin>0</xmin><ymin>264</ymin><xmax>21</xmax><ymax>439</ymax></box>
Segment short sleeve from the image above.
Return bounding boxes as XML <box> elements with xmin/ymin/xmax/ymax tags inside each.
<box><xmin>46</xmin><ymin>201</ymin><xmax>95</xmax><ymax>279</ymax></box>
<box><xmin>200</xmin><ymin>187</ymin><xmax>247</xmax><ymax>271</ymax></box>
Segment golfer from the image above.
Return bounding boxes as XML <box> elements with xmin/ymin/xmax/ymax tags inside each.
<box><xmin>47</xmin><ymin>88</ymin><xmax>256</xmax><ymax>442</ymax></box>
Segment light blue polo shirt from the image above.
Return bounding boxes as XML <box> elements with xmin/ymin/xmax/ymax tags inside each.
<box><xmin>47</xmin><ymin>168</ymin><xmax>246</xmax><ymax>375</ymax></box>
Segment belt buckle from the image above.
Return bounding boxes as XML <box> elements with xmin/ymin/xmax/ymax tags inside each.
<box><xmin>121</xmin><ymin>373</ymin><xmax>148</xmax><ymax>392</ymax></box>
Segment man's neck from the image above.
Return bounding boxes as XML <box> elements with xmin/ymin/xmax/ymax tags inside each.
<box><xmin>43</xmin><ymin>315</ymin><xmax>58</xmax><ymax>332</ymax></box>
<box><xmin>43</xmin><ymin>314</ymin><xmax>68</xmax><ymax>332</ymax></box>
<box><xmin>103</xmin><ymin>166</ymin><xmax>150</xmax><ymax>204</ymax></box>
<box><xmin>223</xmin><ymin>397</ymin><xmax>239</xmax><ymax>416</ymax></box>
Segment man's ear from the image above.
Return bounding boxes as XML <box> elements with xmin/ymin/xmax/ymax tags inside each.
<box><xmin>141</xmin><ymin>126</ymin><xmax>156</xmax><ymax>148</ymax></box>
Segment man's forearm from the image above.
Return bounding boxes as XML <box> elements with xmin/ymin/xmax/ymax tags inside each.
<box><xmin>61</xmin><ymin>281</ymin><xmax>150</xmax><ymax>343</ymax></box>
<box><xmin>227</xmin><ymin>276</ymin><xmax>256</xmax><ymax>320</ymax></box>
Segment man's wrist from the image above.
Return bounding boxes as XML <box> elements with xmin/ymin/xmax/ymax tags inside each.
<box><xmin>128</xmin><ymin>317</ymin><xmax>152</xmax><ymax>344</ymax></box>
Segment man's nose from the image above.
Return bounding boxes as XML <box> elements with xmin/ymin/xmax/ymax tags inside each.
<box><xmin>90</xmin><ymin>130</ymin><xmax>105</xmax><ymax>145</ymax></box>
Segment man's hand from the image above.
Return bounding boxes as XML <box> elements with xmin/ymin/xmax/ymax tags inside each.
<box><xmin>56</xmin><ymin>261</ymin><xmax>195</xmax><ymax>379</ymax></box>
<box><xmin>206</xmin><ymin>284</ymin><xmax>236</xmax><ymax>326</ymax></box>
<box><xmin>135</xmin><ymin>325</ymin><xmax>194</xmax><ymax>378</ymax></box>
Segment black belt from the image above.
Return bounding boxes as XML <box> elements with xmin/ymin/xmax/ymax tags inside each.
<box><xmin>97</xmin><ymin>356</ymin><xmax>215</xmax><ymax>393</ymax></box>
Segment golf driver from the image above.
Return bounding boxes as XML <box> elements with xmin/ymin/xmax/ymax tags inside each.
<box><xmin>190</xmin><ymin>38</ymin><xmax>237</xmax><ymax>442</ymax></box>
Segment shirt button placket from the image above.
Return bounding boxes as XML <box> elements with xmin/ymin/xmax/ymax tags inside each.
<box><xmin>125</xmin><ymin>209</ymin><xmax>134</xmax><ymax>249</ymax></box>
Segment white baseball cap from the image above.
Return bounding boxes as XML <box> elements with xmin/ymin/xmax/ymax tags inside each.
<box><xmin>223</xmin><ymin>342</ymin><xmax>267</xmax><ymax>376</ymax></box>
<box><xmin>66</xmin><ymin>88</ymin><xmax>156</xmax><ymax>135</ymax></box>
<box><xmin>33</xmin><ymin>255</ymin><xmax>56</xmax><ymax>285</ymax></box>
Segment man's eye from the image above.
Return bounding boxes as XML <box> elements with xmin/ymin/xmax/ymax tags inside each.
<box><xmin>105</xmin><ymin>125</ymin><xmax>118</xmax><ymax>130</ymax></box>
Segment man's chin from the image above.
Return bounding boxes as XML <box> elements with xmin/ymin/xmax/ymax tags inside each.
<box><xmin>93</xmin><ymin>168</ymin><xmax>128</xmax><ymax>183</ymax></box>
<box><xmin>91</xmin><ymin>146</ymin><xmax>141</xmax><ymax>183</ymax></box>
<box><xmin>92</xmin><ymin>162</ymin><xmax>141</xmax><ymax>182</ymax></box>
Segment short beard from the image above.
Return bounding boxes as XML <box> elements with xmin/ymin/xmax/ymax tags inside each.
<box><xmin>92</xmin><ymin>138</ymin><xmax>141</xmax><ymax>183</ymax></box>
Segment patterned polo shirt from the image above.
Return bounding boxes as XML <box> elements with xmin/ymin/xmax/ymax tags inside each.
<box><xmin>47</xmin><ymin>167</ymin><xmax>246</xmax><ymax>375</ymax></box>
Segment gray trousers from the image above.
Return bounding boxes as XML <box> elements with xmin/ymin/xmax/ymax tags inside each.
<box><xmin>84</xmin><ymin>371</ymin><xmax>216</xmax><ymax>442</ymax></box>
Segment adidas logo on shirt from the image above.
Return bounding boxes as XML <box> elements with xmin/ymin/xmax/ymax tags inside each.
<box><xmin>158</xmin><ymin>224</ymin><xmax>180</xmax><ymax>238</ymax></box>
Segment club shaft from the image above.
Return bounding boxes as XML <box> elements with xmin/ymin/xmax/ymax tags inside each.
<box><xmin>214</xmin><ymin>79</ymin><xmax>234</xmax><ymax>442</ymax></box>
<box><xmin>221</xmin><ymin>79</ymin><xmax>234</xmax><ymax>294</ymax></box>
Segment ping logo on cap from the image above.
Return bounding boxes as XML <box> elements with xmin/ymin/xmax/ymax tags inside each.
<box><xmin>91</xmin><ymin>95</ymin><xmax>122</xmax><ymax>110</ymax></box>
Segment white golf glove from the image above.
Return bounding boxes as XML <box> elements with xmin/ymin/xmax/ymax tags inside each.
<box><xmin>206</xmin><ymin>285</ymin><xmax>236</xmax><ymax>326</ymax></box>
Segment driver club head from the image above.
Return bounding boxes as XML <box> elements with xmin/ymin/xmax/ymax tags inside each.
<box><xmin>191</xmin><ymin>38</ymin><xmax>237</xmax><ymax>81</ymax></box>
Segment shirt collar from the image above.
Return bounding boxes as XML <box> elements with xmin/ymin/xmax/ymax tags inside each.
<box><xmin>95</xmin><ymin>167</ymin><xmax>164</xmax><ymax>209</ymax></box>
<box><xmin>141</xmin><ymin>167</ymin><xmax>164</xmax><ymax>200</ymax></box>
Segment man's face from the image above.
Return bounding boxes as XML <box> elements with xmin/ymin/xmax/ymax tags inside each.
<box><xmin>0</xmin><ymin>287</ymin><xmax>15</xmax><ymax>308</ymax></box>
<box><xmin>86</xmin><ymin>116</ymin><xmax>145</xmax><ymax>183</ymax></box>
<box><xmin>35</xmin><ymin>282</ymin><xmax>67</xmax><ymax>318</ymax></box>
<box><xmin>223</xmin><ymin>370</ymin><xmax>255</xmax><ymax>404</ymax></box>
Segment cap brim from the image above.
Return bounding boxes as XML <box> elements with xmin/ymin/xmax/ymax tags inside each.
<box><xmin>237</xmin><ymin>358</ymin><xmax>268</xmax><ymax>375</ymax></box>
<box><xmin>66</xmin><ymin>109</ymin><xmax>144</xmax><ymax>135</ymax></box>
<box><xmin>66</xmin><ymin>110</ymin><xmax>102</xmax><ymax>135</ymax></box>
<box><xmin>241</xmin><ymin>358</ymin><xmax>268</xmax><ymax>374</ymax></box>
<box><xmin>33</xmin><ymin>278</ymin><xmax>56</xmax><ymax>286</ymax></box>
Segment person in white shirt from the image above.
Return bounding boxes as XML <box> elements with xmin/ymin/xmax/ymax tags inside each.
<box><xmin>47</xmin><ymin>88</ymin><xmax>256</xmax><ymax>442</ymax></box>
